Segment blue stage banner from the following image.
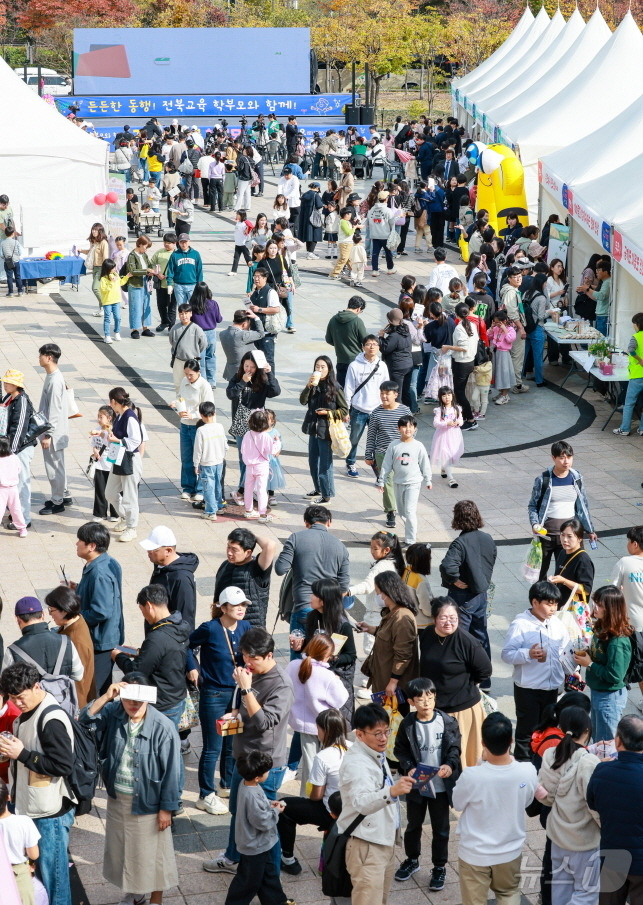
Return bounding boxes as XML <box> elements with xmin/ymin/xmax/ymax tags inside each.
<box><xmin>57</xmin><ymin>94</ymin><xmax>351</xmax><ymax>118</ymax></box>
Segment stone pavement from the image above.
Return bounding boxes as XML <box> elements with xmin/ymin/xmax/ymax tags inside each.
<box><xmin>0</xmin><ymin>168</ymin><xmax>642</xmax><ymax>905</ymax></box>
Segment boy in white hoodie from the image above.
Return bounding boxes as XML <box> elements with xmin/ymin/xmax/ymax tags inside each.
<box><xmin>343</xmin><ymin>335</ymin><xmax>390</xmax><ymax>478</ymax></box>
<box><xmin>501</xmin><ymin>580</ymin><xmax>569</xmax><ymax>762</ymax></box>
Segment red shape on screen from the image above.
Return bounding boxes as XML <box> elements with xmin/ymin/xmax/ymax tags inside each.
<box><xmin>76</xmin><ymin>46</ymin><xmax>131</xmax><ymax>78</ymax></box>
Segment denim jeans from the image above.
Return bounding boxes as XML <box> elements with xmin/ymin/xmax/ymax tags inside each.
<box><xmin>149</xmin><ymin>170</ymin><xmax>161</xmax><ymax>187</ymax></box>
<box><xmin>448</xmin><ymin>586</ymin><xmax>491</xmax><ymax>663</ymax></box>
<box><xmin>200</xmin><ymin>328</ymin><xmax>217</xmax><ymax>385</ymax></box>
<box><xmin>225</xmin><ymin>762</ymin><xmax>287</xmax><ymax>864</ymax></box>
<box><xmin>102</xmin><ymin>302</ymin><xmax>121</xmax><ymax>337</ymax></box>
<box><xmin>180</xmin><ymin>423</ymin><xmax>202</xmax><ymax>495</ymax></box>
<box><xmin>371</xmin><ymin>237</ymin><xmax>394</xmax><ymax>272</ymax></box>
<box><xmin>5</xmin><ymin>261</ymin><xmax>23</xmax><ymax>293</ymax></box>
<box><xmin>347</xmin><ymin>408</ymin><xmax>371</xmax><ymax>466</ymax></box>
<box><xmin>619</xmin><ymin>377</ymin><xmax>643</xmax><ymax>432</ymax></box>
<box><xmin>408</xmin><ymin>364</ymin><xmax>420</xmax><ymax>412</ymax></box>
<box><xmin>289</xmin><ymin>606</ymin><xmax>312</xmax><ymax>661</ymax></box>
<box><xmin>282</xmin><ymin>290</ymin><xmax>294</xmax><ymax>329</ymax></box>
<box><xmin>523</xmin><ymin>325</ymin><xmax>545</xmax><ymax>384</ymax></box>
<box><xmin>308</xmin><ymin>435</ymin><xmax>335</xmax><ymax>498</ymax></box>
<box><xmin>198</xmin><ymin>686</ymin><xmax>235</xmax><ymax>797</ymax></box>
<box><xmin>34</xmin><ymin>809</ymin><xmax>75</xmax><ymax>905</ymax></box>
<box><xmin>591</xmin><ymin>686</ymin><xmax>627</xmax><ymax>743</ymax></box>
<box><xmin>173</xmin><ymin>283</ymin><xmax>196</xmax><ymax>307</ymax></box>
<box><xmin>595</xmin><ymin>315</ymin><xmax>608</xmax><ymax>336</ymax></box>
<box><xmin>235</xmin><ymin>436</ymin><xmax>246</xmax><ymax>490</ymax></box>
<box><xmin>128</xmin><ymin>285</ymin><xmax>151</xmax><ymax>330</ymax></box>
<box><xmin>200</xmin><ymin>463</ymin><xmax>223</xmax><ymax>514</ymax></box>
<box><xmin>161</xmin><ymin>698</ymin><xmax>186</xmax><ymax>792</ymax></box>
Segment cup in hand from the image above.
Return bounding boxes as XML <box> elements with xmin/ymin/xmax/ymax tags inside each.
<box><xmin>310</xmin><ymin>370</ymin><xmax>322</xmax><ymax>387</ymax></box>
<box><xmin>289</xmin><ymin>628</ymin><xmax>305</xmax><ymax>650</ymax></box>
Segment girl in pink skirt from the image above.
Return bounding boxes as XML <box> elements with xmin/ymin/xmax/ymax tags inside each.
<box><xmin>430</xmin><ymin>386</ymin><xmax>464</xmax><ymax>489</ymax></box>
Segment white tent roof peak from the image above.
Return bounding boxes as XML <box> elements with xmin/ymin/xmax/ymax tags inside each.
<box><xmin>453</xmin><ymin>5</ymin><xmax>534</xmax><ymax>91</ymax></box>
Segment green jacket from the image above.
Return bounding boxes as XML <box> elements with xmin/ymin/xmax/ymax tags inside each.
<box><xmin>586</xmin><ymin>633</ymin><xmax>632</xmax><ymax>692</ymax></box>
<box><xmin>325</xmin><ymin>310</ymin><xmax>368</xmax><ymax>365</ymax></box>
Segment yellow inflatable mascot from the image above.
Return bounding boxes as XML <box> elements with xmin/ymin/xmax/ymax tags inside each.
<box><xmin>475</xmin><ymin>143</ymin><xmax>528</xmax><ymax>237</ymax></box>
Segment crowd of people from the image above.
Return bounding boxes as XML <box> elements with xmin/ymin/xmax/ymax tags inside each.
<box><xmin>0</xmin><ymin>110</ymin><xmax>640</xmax><ymax>905</ymax></box>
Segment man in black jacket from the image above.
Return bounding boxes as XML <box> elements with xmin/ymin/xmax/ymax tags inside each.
<box><xmin>140</xmin><ymin>525</ymin><xmax>198</xmax><ymax>631</ymax></box>
<box><xmin>285</xmin><ymin>116</ymin><xmax>298</xmax><ymax>155</ymax></box>
<box><xmin>440</xmin><ymin>500</ymin><xmax>497</xmax><ymax>670</ymax></box>
<box><xmin>3</xmin><ymin>596</ymin><xmax>84</xmax><ymax>683</ymax></box>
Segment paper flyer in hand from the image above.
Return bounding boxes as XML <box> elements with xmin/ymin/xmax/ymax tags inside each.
<box><xmin>414</xmin><ymin>763</ymin><xmax>440</xmax><ymax>798</ymax></box>
<box><xmin>371</xmin><ymin>689</ymin><xmax>406</xmax><ymax>706</ymax></box>
<box><xmin>330</xmin><ymin>633</ymin><xmax>347</xmax><ymax>655</ymax></box>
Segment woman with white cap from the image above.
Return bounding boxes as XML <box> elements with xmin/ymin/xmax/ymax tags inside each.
<box><xmin>1</xmin><ymin>369</ymin><xmax>36</xmax><ymax>529</ymax></box>
<box><xmin>186</xmin><ymin>586</ymin><xmax>252</xmax><ymax>814</ymax></box>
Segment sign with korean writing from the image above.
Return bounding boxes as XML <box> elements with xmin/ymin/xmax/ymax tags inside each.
<box><xmin>57</xmin><ymin>94</ymin><xmax>350</xmax><ymax>118</ymax></box>
<box><xmin>570</xmin><ymin>193</ymin><xmax>602</xmax><ymax>243</ymax></box>
<box><xmin>614</xmin><ymin>230</ymin><xmax>643</xmax><ymax>284</ymax></box>
<box><xmin>540</xmin><ymin>165</ymin><xmax>563</xmax><ymax>201</ymax></box>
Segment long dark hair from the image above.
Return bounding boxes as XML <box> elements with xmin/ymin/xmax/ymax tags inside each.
<box><xmin>87</xmin><ymin>222</ymin><xmax>107</xmax><ymax>245</ymax></box>
<box><xmin>428</xmin><ymin>300</ymin><xmax>446</xmax><ymax>325</ymax></box>
<box><xmin>313</xmin><ymin>355</ymin><xmax>338</xmax><ymax>405</ymax></box>
<box><xmin>524</xmin><ymin>273</ymin><xmax>548</xmax><ymax>302</ymax></box>
<box><xmin>438</xmin><ymin>385</ymin><xmax>460</xmax><ymax>420</ymax></box>
<box><xmin>465</xmin><ymin>253</ymin><xmax>481</xmax><ymax>282</ymax></box>
<box><xmin>316</xmin><ymin>708</ymin><xmax>348</xmax><ymax>751</ymax></box>
<box><xmin>374</xmin><ymin>570</ymin><xmax>417</xmax><ymax>614</ymax></box>
<box><xmin>307</xmin><ymin>578</ymin><xmax>346</xmax><ymax>636</ymax></box>
<box><xmin>108</xmin><ymin>387</ymin><xmax>143</xmax><ymax>424</ymax></box>
<box><xmin>455</xmin><ymin>302</ymin><xmax>473</xmax><ymax>336</ymax></box>
<box><xmin>189</xmin><ymin>282</ymin><xmax>212</xmax><ymax>315</ymax></box>
<box><xmin>371</xmin><ymin>531</ymin><xmax>405</xmax><ymax>576</ymax></box>
<box><xmin>552</xmin><ymin>707</ymin><xmax>592</xmax><ymax>770</ymax></box>
<box><xmin>592</xmin><ymin>585</ymin><xmax>633</xmax><ymax>641</ymax></box>
<box><xmin>100</xmin><ymin>258</ymin><xmax>116</xmax><ymax>278</ymax></box>
<box><xmin>236</xmin><ymin>351</ymin><xmax>268</xmax><ymax>392</ymax></box>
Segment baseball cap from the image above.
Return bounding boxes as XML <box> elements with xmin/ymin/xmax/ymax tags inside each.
<box><xmin>15</xmin><ymin>596</ymin><xmax>43</xmax><ymax>617</ymax></box>
<box><xmin>347</xmin><ymin>193</ymin><xmax>361</xmax><ymax>202</ymax></box>
<box><xmin>178</xmin><ymin>233</ymin><xmax>190</xmax><ymax>242</ymax></box>
<box><xmin>139</xmin><ymin>526</ymin><xmax>177</xmax><ymax>550</ymax></box>
<box><xmin>217</xmin><ymin>587</ymin><xmax>250</xmax><ymax>607</ymax></box>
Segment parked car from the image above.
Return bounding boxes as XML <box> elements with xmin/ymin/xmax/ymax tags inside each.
<box><xmin>14</xmin><ymin>67</ymin><xmax>72</xmax><ymax>96</ymax></box>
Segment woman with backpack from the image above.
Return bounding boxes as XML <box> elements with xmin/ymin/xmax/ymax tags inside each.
<box><xmin>521</xmin><ymin>272</ymin><xmax>548</xmax><ymax>387</ymax></box>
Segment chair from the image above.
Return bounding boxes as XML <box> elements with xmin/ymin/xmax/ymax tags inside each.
<box><xmin>351</xmin><ymin>154</ymin><xmax>367</xmax><ymax>179</ymax></box>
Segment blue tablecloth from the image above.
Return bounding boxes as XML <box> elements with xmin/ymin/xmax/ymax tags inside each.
<box><xmin>20</xmin><ymin>257</ymin><xmax>86</xmax><ymax>280</ymax></box>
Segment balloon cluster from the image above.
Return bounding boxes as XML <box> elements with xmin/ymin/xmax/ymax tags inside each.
<box><xmin>466</xmin><ymin>141</ymin><xmax>504</xmax><ymax>175</ymax></box>
<box><xmin>45</xmin><ymin>252</ymin><xmax>63</xmax><ymax>260</ymax></box>
<box><xmin>94</xmin><ymin>192</ymin><xmax>119</xmax><ymax>205</ymax></box>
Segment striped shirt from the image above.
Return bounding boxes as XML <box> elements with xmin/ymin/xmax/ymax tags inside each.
<box><xmin>364</xmin><ymin>404</ymin><xmax>412</xmax><ymax>458</ymax></box>
<box><xmin>114</xmin><ymin>719</ymin><xmax>144</xmax><ymax>796</ymax></box>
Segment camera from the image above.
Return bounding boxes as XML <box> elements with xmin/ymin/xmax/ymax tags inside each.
<box><xmin>240</xmin><ymin>116</ymin><xmax>247</xmax><ymax>126</ymax></box>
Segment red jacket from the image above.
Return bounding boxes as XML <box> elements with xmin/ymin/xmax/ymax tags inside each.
<box><xmin>0</xmin><ymin>700</ymin><xmax>21</xmax><ymax>782</ymax></box>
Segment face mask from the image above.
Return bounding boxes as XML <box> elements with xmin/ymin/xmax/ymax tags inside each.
<box><xmin>375</xmin><ymin>594</ymin><xmax>385</xmax><ymax>607</ymax></box>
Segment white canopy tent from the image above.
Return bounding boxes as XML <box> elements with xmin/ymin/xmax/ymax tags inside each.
<box><xmin>454</xmin><ymin>5</ymin><xmax>534</xmax><ymax>94</ymax></box>
<box><xmin>0</xmin><ymin>56</ymin><xmax>109</xmax><ymax>252</ymax></box>
<box><xmin>481</xmin><ymin>9</ymin><xmax>586</xmax><ymax>137</ymax></box>
<box><xmin>454</xmin><ymin>8</ymin><xmax>550</xmax><ymax>126</ymax></box>
<box><xmin>470</xmin><ymin>10</ymin><xmax>567</xmax><ymax>115</ymax></box>
<box><xmin>611</xmin><ymin>212</ymin><xmax>643</xmax><ymax>348</ymax></box>
<box><xmin>503</xmin><ymin>13</ymin><xmax>643</xmax><ymax>220</ymax></box>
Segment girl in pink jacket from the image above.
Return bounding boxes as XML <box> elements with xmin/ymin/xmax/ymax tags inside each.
<box><xmin>240</xmin><ymin>410</ymin><xmax>280</xmax><ymax>522</ymax></box>
<box><xmin>488</xmin><ymin>310</ymin><xmax>517</xmax><ymax>405</ymax></box>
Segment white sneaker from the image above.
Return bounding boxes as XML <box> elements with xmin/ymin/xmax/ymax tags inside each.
<box><xmin>306</xmin><ymin>252</ymin><xmax>319</xmax><ymax>259</ymax></box>
<box><xmin>195</xmin><ymin>793</ymin><xmax>229</xmax><ymax>816</ymax></box>
<box><xmin>282</xmin><ymin>767</ymin><xmax>298</xmax><ymax>784</ymax></box>
<box><xmin>192</xmin><ymin>493</ymin><xmax>204</xmax><ymax>502</ymax></box>
<box><xmin>111</xmin><ymin>518</ymin><xmax>127</xmax><ymax>533</ymax></box>
<box><xmin>203</xmin><ymin>853</ymin><xmax>238</xmax><ymax>874</ymax></box>
<box><xmin>119</xmin><ymin>528</ymin><xmax>138</xmax><ymax>543</ymax></box>
<box><xmin>355</xmin><ymin>687</ymin><xmax>372</xmax><ymax>700</ymax></box>
<box><xmin>114</xmin><ymin>332</ymin><xmax>121</xmax><ymax>341</ymax></box>
<box><xmin>105</xmin><ymin>336</ymin><xmax>113</xmax><ymax>344</ymax></box>
<box><xmin>91</xmin><ymin>516</ymin><xmax>104</xmax><ymax>523</ymax></box>
<box><xmin>227</xmin><ymin>271</ymin><xmax>236</xmax><ymax>277</ymax></box>
<box><xmin>180</xmin><ymin>491</ymin><xmax>192</xmax><ymax>500</ymax></box>
<box><xmin>118</xmin><ymin>895</ymin><xmax>145</xmax><ymax>905</ymax></box>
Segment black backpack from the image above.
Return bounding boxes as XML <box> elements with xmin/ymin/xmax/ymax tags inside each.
<box><xmin>37</xmin><ymin>705</ymin><xmax>100</xmax><ymax>817</ymax></box>
<box><xmin>522</xmin><ymin>294</ymin><xmax>538</xmax><ymax>334</ymax></box>
<box><xmin>574</xmin><ymin>291</ymin><xmax>596</xmax><ymax>320</ymax></box>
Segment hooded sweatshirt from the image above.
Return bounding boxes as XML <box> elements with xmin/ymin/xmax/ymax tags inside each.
<box><xmin>538</xmin><ymin>746</ymin><xmax>601</xmax><ymax>851</ymax></box>
<box><xmin>344</xmin><ymin>352</ymin><xmax>390</xmax><ymax>413</ymax></box>
<box><xmin>150</xmin><ymin>553</ymin><xmax>199</xmax><ymax>632</ymax></box>
<box><xmin>367</xmin><ymin>202</ymin><xmax>396</xmax><ymax>240</ymax></box>
<box><xmin>115</xmin><ymin>611</ymin><xmax>190</xmax><ymax>710</ymax></box>
<box><xmin>325</xmin><ymin>310</ymin><xmax>369</xmax><ymax>365</ymax></box>
<box><xmin>380</xmin><ymin>323</ymin><xmax>413</xmax><ymax>374</ymax></box>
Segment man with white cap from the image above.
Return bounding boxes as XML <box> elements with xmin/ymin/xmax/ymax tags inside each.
<box><xmin>1</xmin><ymin>368</ymin><xmax>36</xmax><ymax>529</ymax></box>
<box><xmin>140</xmin><ymin>526</ymin><xmax>199</xmax><ymax>632</ymax></box>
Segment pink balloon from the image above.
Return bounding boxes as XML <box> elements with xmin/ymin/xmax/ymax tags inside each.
<box><xmin>105</xmin><ymin>191</ymin><xmax>118</xmax><ymax>204</ymax></box>
<box><xmin>93</xmin><ymin>193</ymin><xmax>106</xmax><ymax>205</ymax></box>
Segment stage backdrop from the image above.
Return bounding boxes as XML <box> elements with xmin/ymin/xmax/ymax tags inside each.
<box><xmin>73</xmin><ymin>28</ymin><xmax>311</xmax><ymax>95</ymax></box>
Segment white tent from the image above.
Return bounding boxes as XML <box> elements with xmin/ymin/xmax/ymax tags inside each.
<box><xmin>611</xmin><ymin>212</ymin><xmax>643</xmax><ymax>348</ymax></box>
<box><xmin>504</xmin><ymin>13</ymin><xmax>643</xmax><ymax>219</ymax></box>
<box><xmin>455</xmin><ymin>8</ymin><xmax>549</xmax><ymax>125</ymax></box>
<box><xmin>470</xmin><ymin>10</ymin><xmax>567</xmax><ymax>115</ymax></box>
<box><xmin>0</xmin><ymin>56</ymin><xmax>109</xmax><ymax>252</ymax></box>
<box><xmin>453</xmin><ymin>5</ymin><xmax>534</xmax><ymax>94</ymax></box>
<box><xmin>481</xmin><ymin>9</ymin><xmax>586</xmax><ymax>137</ymax></box>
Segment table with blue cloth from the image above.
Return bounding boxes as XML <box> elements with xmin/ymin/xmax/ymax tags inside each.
<box><xmin>20</xmin><ymin>256</ymin><xmax>86</xmax><ymax>285</ymax></box>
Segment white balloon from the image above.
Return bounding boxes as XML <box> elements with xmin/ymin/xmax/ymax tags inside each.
<box><xmin>479</xmin><ymin>148</ymin><xmax>504</xmax><ymax>174</ymax></box>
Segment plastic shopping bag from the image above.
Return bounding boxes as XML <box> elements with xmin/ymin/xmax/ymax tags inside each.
<box><xmin>523</xmin><ymin>538</ymin><xmax>543</xmax><ymax>582</ymax></box>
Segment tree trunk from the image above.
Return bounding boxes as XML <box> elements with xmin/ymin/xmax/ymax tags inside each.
<box><xmin>325</xmin><ymin>60</ymin><xmax>330</xmax><ymax>93</ymax></box>
<box><xmin>372</xmin><ymin>76</ymin><xmax>381</xmax><ymax>117</ymax></box>
<box><xmin>419</xmin><ymin>65</ymin><xmax>425</xmax><ymax>101</ymax></box>
<box><xmin>403</xmin><ymin>69</ymin><xmax>409</xmax><ymax>96</ymax></box>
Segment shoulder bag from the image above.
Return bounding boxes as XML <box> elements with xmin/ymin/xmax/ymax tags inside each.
<box><xmin>321</xmin><ymin>813</ymin><xmax>366</xmax><ymax>898</ymax></box>
<box><xmin>170</xmin><ymin>322</ymin><xmax>194</xmax><ymax>368</ymax></box>
<box><xmin>351</xmin><ymin>361</ymin><xmax>380</xmax><ymax>399</ymax></box>
<box><xmin>310</xmin><ymin>207</ymin><xmax>323</xmax><ymax>229</ymax></box>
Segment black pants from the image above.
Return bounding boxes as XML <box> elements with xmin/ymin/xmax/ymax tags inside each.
<box><xmin>184</xmin><ymin>173</ymin><xmax>200</xmax><ymax>200</ymax></box>
<box><xmin>397</xmin><ymin>217</ymin><xmax>411</xmax><ymax>253</ymax></box>
<box><xmin>539</xmin><ymin>531</ymin><xmax>563</xmax><ymax>580</ymax></box>
<box><xmin>430</xmin><ymin>212</ymin><xmax>445</xmax><ymax>248</ymax></box>
<box><xmin>390</xmin><ymin>368</ymin><xmax>413</xmax><ymax>409</ymax></box>
<box><xmin>225</xmin><ymin>848</ymin><xmax>287</xmax><ymax>905</ymax></box>
<box><xmin>336</xmin><ymin>362</ymin><xmax>349</xmax><ymax>388</ymax></box>
<box><xmin>251</xmin><ymin>159</ymin><xmax>264</xmax><ymax>195</ymax></box>
<box><xmin>404</xmin><ymin>791</ymin><xmax>450</xmax><ymax>865</ymax></box>
<box><xmin>599</xmin><ymin>871</ymin><xmax>643</xmax><ymax>905</ymax></box>
<box><xmin>232</xmin><ymin>244</ymin><xmax>251</xmax><ymax>273</ymax></box>
<box><xmin>547</xmin><ymin>336</ymin><xmax>570</xmax><ymax>365</ymax></box>
<box><xmin>93</xmin><ymin>469</ymin><xmax>118</xmax><ymax>519</ymax></box>
<box><xmin>541</xmin><ymin>835</ymin><xmax>553</xmax><ymax>905</ymax></box>
<box><xmin>277</xmin><ymin>796</ymin><xmax>332</xmax><ymax>858</ymax></box>
<box><xmin>201</xmin><ymin>178</ymin><xmax>211</xmax><ymax>207</ymax></box>
<box><xmin>306</xmin><ymin>241</ymin><xmax>317</xmax><ymax>253</ymax></box>
<box><xmin>94</xmin><ymin>649</ymin><xmax>114</xmax><ymax>697</ymax></box>
<box><xmin>210</xmin><ymin>178</ymin><xmax>224</xmax><ymax>211</ymax></box>
<box><xmin>289</xmin><ymin>206</ymin><xmax>300</xmax><ymax>233</ymax></box>
<box><xmin>175</xmin><ymin>218</ymin><xmax>191</xmax><ymax>237</ymax></box>
<box><xmin>156</xmin><ymin>286</ymin><xmax>176</xmax><ymax>326</ymax></box>
<box><xmin>451</xmin><ymin>359</ymin><xmax>474</xmax><ymax>422</ymax></box>
<box><xmin>513</xmin><ymin>684</ymin><xmax>558</xmax><ymax>762</ymax></box>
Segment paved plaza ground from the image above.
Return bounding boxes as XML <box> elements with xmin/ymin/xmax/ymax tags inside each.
<box><xmin>1</xmin><ymin>169</ymin><xmax>642</xmax><ymax>905</ymax></box>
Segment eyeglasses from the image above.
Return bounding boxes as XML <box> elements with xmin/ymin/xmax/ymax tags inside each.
<box><xmin>436</xmin><ymin>616</ymin><xmax>458</xmax><ymax>624</ymax></box>
<box><xmin>364</xmin><ymin>729</ymin><xmax>391</xmax><ymax>739</ymax></box>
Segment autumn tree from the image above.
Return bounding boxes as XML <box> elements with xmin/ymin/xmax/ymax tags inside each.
<box><xmin>406</xmin><ymin>11</ymin><xmax>443</xmax><ymax>109</ymax></box>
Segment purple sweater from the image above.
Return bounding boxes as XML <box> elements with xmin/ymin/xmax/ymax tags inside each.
<box><xmin>286</xmin><ymin>658</ymin><xmax>349</xmax><ymax>734</ymax></box>
<box><xmin>192</xmin><ymin>299</ymin><xmax>223</xmax><ymax>332</ymax></box>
